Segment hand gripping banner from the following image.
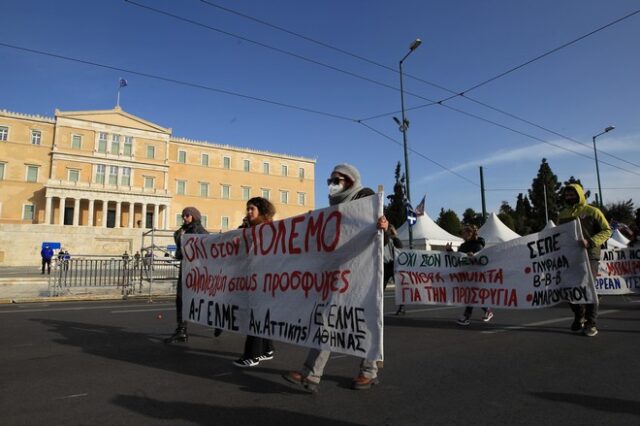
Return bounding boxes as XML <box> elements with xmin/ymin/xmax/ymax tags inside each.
<box><xmin>394</xmin><ymin>220</ymin><xmax>598</xmax><ymax>309</ymax></box>
<box><xmin>180</xmin><ymin>194</ymin><xmax>384</xmax><ymax>360</ymax></box>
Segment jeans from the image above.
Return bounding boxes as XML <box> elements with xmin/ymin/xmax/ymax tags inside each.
<box><xmin>570</xmin><ymin>259</ymin><xmax>600</xmax><ymax>326</ymax></box>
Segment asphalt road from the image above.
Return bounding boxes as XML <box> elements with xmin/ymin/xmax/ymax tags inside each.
<box><xmin>0</xmin><ymin>292</ymin><xmax>638</xmax><ymax>426</ymax></box>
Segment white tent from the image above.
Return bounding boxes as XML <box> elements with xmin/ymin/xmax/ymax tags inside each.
<box><xmin>543</xmin><ymin>220</ymin><xmax>556</xmax><ymax>230</ymax></box>
<box><xmin>397</xmin><ymin>213</ymin><xmax>463</xmax><ymax>250</ymax></box>
<box><xmin>479</xmin><ymin>213</ymin><xmax>521</xmax><ymax>246</ymax></box>
<box><xmin>611</xmin><ymin>229</ymin><xmax>630</xmax><ymax>246</ymax></box>
<box><xmin>606</xmin><ymin>237</ymin><xmax>627</xmax><ymax>250</ymax></box>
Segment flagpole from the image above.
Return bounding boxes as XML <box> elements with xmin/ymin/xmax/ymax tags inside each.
<box><xmin>116</xmin><ymin>88</ymin><xmax>121</xmax><ymax>108</ymax></box>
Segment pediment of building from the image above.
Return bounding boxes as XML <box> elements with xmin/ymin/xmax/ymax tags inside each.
<box><xmin>55</xmin><ymin>107</ymin><xmax>171</xmax><ymax>134</ymax></box>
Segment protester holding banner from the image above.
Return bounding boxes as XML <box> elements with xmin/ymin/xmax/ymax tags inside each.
<box><xmin>165</xmin><ymin>207</ymin><xmax>209</xmax><ymax>344</ymax></box>
<box><xmin>446</xmin><ymin>225</ymin><xmax>494</xmax><ymax>326</ymax></box>
<box><xmin>233</xmin><ymin>197</ymin><xmax>278</xmax><ymax>368</ymax></box>
<box><xmin>283</xmin><ymin>163</ymin><xmax>388</xmax><ymax>392</ymax></box>
<box><xmin>558</xmin><ymin>183</ymin><xmax>611</xmax><ymax>337</ymax></box>
<box><xmin>383</xmin><ymin>224</ymin><xmax>403</xmax><ymax>290</ymax></box>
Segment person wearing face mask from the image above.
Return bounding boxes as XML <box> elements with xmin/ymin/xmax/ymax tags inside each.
<box><xmin>165</xmin><ymin>206</ymin><xmax>209</xmax><ymax>344</ymax></box>
<box><xmin>233</xmin><ymin>197</ymin><xmax>278</xmax><ymax>367</ymax></box>
<box><xmin>283</xmin><ymin>163</ymin><xmax>389</xmax><ymax>393</ymax></box>
<box><xmin>558</xmin><ymin>183</ymin><xmax>611</xmax><ymax>337</ymax></box>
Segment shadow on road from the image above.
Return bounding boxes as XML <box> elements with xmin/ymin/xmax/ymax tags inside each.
<box><xmin>531</xmin><ymin>392</ymin><xmax>640</xmax><ymax>416</ymax></box>
<box><xmin>31</xmin><ymin>318</ymin><xmax>315</xmax><ymax>395</ymax></box>
<box><xmin>111</xmin><ymin>394</ymin><xmax>362</xmax><ymax>425</ymax></box>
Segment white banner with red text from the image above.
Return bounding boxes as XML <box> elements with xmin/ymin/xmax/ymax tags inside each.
<box><xmin>394</xmin><ymin>220</ymin><xmax>598</xmax><ymax>308</ymax></box>
<box><xmin>181</xmin><ymin>194</ymin><xmax>384</xmax><ymax>360</ymax></box>
<box><xmin>596</xmin><ymin>248</ymin><xmax>640</xmax><ymax>295</ymax></box>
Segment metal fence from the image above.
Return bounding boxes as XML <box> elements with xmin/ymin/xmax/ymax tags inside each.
<box><xmin>48</xmin><ymin>255</ymin><xmax>180</xmax><ymax>297</ymax></box>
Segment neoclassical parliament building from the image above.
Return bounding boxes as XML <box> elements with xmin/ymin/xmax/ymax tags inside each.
<box><xmin>0</xmin><ymin>107</ymin><xmax>315</xmax><ymax>265</ymax></box>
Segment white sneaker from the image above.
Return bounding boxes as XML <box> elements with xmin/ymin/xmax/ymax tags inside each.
<box><xmin>482</xmin><ymin>311</ymin><xmax>494</xmax><ymax>322</ymax></box>
<box><xmin>257</xmin><ymin>351</ymin><xmax>274</xmax><ymax>361</ymax></box>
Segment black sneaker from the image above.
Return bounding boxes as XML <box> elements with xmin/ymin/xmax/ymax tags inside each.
<box><xmin>570</xmin><ymin>318</ymin><xmax>585</xmax><ymax>332</ymax></box>
<box><xmin>164</xmin><ymin>328</ymin><xmax>188</xmax><ymax>343</ymax></box>
<box><xmin>456</xmin><ymin>316</ymin><xmax>470</xmax><ymax>326</ymax></box>
<box><xmin>257</xmin><ymin>350</ymin><xmax>274</xmax><ymax>361</ymax></box>
<box><xmin>233</xmin><ymin>357</ymin><xmax>260</xmax><ymax>368</ymax></box>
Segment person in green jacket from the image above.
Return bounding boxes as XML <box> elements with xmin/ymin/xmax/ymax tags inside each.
<box><xmin>557</xmin><ymin>183</ymin><xmax>612</xmax><ymax>337</ymax></box>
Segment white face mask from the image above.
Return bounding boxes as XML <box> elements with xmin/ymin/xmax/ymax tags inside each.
<box><xmin>328</xmin><ymin>183</ymin><xmax>344</xmax><ymax>195</ymax></box>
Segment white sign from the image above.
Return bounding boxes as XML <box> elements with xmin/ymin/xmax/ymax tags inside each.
<box><xmin>596</xmin><ymin>248</ymin><xmax>640</xmax><ymax>294</ymax></box>
<box><xmin>395</xmin><ymin>220</ymin><xmax>598</xmax><ymax>308</ymax></box>
<box><xmin>181</xmin><ymin>195</ymin><xmax>384</xmax><ymax>360</ymax></box>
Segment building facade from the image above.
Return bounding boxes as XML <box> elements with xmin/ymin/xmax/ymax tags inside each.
<box><xmin>0</xmin><ymin>107</ymin><xmax>315</xmax><ymax>265</ymax></box>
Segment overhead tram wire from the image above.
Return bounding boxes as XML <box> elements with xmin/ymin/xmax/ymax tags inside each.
<box><xmin>124</xmin><ymin>0</ymin><xmax>439</xmax><ymax>106</ymax></box>
<box><xmin>0</xmin><ymin>42</ymin><xmax>355</xmax><ymax>123</ymax></box>
<box><xmin>0</xmin><ymin>41</ymin><xmax>477</xmax><ymax>187</ymax></box>
<box><xmin>439</xmin><ymin>103</ymin><xmax>640</xmax><ymax>178</ymax></box>
<box><xmin>357</xmin><ymin>122</ymin><xmax>479</xmax><ymax>187</ymax></box>
<box><xmin>195</xmin><ymin>0</ymin><xmax>640</xmax><ymax>168</ymax></box>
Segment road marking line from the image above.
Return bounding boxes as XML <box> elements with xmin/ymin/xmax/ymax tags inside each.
<box><xmin>481</xmin><ymin>309</ymin><xmax>619</xmax><ymax>334</ymax></box>
<box><xmin>53</xmin><ymin>393</ymin><xmax>88</xmax><ymax>400</ymax></box>
<box><xmin>384</xmin><ymin>306</ymin><xmax>459</xmax><ymax>315</ymax></box>
<box><xmin>0</xmin><ymin>303</ymin><xmax>173</xmax><ymax>314</ymax></box>
<box><xmin>111</xmin><ymin>308</ymin><xmax>174</xmax><ymax>314</ymax></box>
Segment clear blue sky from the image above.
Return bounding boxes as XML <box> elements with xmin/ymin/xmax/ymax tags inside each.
<box><xmin>2</xmin><ymin>0</ymin><xmax>639</xmax><ymax>219</ymax></box>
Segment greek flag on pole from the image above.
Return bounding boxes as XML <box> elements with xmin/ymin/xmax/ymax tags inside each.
<box><xmin>414</xmin><ymin>195</ymin><xmax>426</xmax><ymax>216</ymax></box>
<box><xmin>119</xmin><ymin>78</ymin><xmax>128</xmax><ymax>88</ymax></box>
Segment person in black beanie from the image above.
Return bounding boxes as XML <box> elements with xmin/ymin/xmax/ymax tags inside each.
<box><xmin>165</xmin><ymin>206</ymin><xmax>208</xmax><ymax>344</ymax></box>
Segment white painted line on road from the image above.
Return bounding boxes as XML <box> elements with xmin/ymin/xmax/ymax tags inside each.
<box><xmin>111</xmin><ymin>308</ymin><xmax>175</xmax><ymax>314</ymax></box>
<box><xmin>0</xmin><ymin>303</ymin><xmax>173</xmax><ymax>314</ymax></box>
<box><xmin>481</xmin><ymin>309</ymin><xmax>620</xmax><ymax>334</ymax></box>
<box><xmin>384</xmin><ymin>306</ymin><xmax>458</xmax><ymax>315</ymax></box>
<box><xmin>53</xmin><ymin>393</ymin><xmax>88</xmax><ymax>400</ymax></box>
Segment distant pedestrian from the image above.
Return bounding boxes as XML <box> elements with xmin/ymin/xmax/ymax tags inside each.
<box><xmin>40</xmin><ymin>244</ymin><xmax>54</xmax><ymax>274</ymax></box>
<box><xmin>164</xmin><ymin>207</ymin><xmax>209</xmax><ymax>344</ymax></box>
<box><xmin>383</xmin><ymin>224</ymin><xmax>403</xmax><ymax>290</ymax></box>
<box><xmin>133</xmin><ymin>251</ymin><xmax>141</xmax><ymax>269</ymax></box>
<box><xmin>558</xmin><ymin>183</ymin><xmax>611</xmax><ymax>337</ymax></box>
<box><xmin>447</xmin><ymin>225</ymin><xmax>494</xmax><ymax>326</ymax></box>
<box><xmin>232</xmin><ymin>197</ymin><xmax>277</xmax><ymax>368</ymax></box>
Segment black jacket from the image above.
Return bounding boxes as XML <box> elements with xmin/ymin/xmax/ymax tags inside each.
<box><xmin>458</xmin><ymin>237</ymin><xmax>485</xmax><ymax>255</ymax></box>
<box><xmin>174</xmin><ymin>220</ymin><xmax>208</xmax><ymax>260</ymax></box>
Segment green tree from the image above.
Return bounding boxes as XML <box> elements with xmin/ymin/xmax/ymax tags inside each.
<box><xmin>384</xmin><ymin>162</ymin><xmax>406</xmax><ymax>229</ymax></box>
<box><xmin>498</xmin><ymin>212</ymin><xmax>516</xmax><ymax>231</ymax></box>
<box><xmin>528</xmin><ymin>158</ymin><xmax>561</xmax><ymax>232</ymax></box>
<box><xmin>498</xmin><ymin>201</ymin><xmax>517</xmax><ymax>231</ymax></box>
<box><xmin>436</xmin><ymin>208</ymin><xmax>462</xmax><ymax>236</ymax></box>
<box><xmin>514</xmin><ymin>193</ymin><xmax>533</xmax><ymax>235</ymax></box>
<box><xmin>603</xmin><ymin>199</ymin><xmax>635</xmax><ymax>224</ymax></box>
<box><xmin>461</xmin><ymin>208</ymin><xmax>483</xmax><ymax>227</ymax></box>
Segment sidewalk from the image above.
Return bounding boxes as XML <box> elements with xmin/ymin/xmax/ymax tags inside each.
<box><xmin>0</xmin><ymin>266</ymin><xmax>175</xmax><ymax>304</ymax></box>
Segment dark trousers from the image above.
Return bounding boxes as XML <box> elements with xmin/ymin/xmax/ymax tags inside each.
<box><xmin>41</xmin><ymin>259</ymin><xmax>51</xmax><ymax>274</ymax></box>
<box><xmin>570</xmin><ymin>259</ymin><xmax>600</xmax><ymax>326</ymax></box>
<box><xmin>175</xmin><ymin>268</ymin><xmax>186</xmax><ymax>328</ymax></box>
<box><xmin>242</xmin><ymin>336</ymin><xmax>274</xmax><ymax>359</ymax></box>
<box><xmin>463</xmin><ymin>306</ymin><xmax>490</xmax><ymax>317</ymax></box>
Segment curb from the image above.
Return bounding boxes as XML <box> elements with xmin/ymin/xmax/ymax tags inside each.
<box><xmin>0</xmin><ymin>293</ymin><xmax>174</xmax><ymax>305</ymax></box>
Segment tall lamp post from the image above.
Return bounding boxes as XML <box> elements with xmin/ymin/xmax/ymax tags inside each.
<box><xmin>592</xmin><ymin>125</ymin><xmax>615</xmax><ymax>208</ymax></box>
<box><xmin>395</xmin><ymin>38</ymin><xmax>422</xmax><ymax>249</ymax></box>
